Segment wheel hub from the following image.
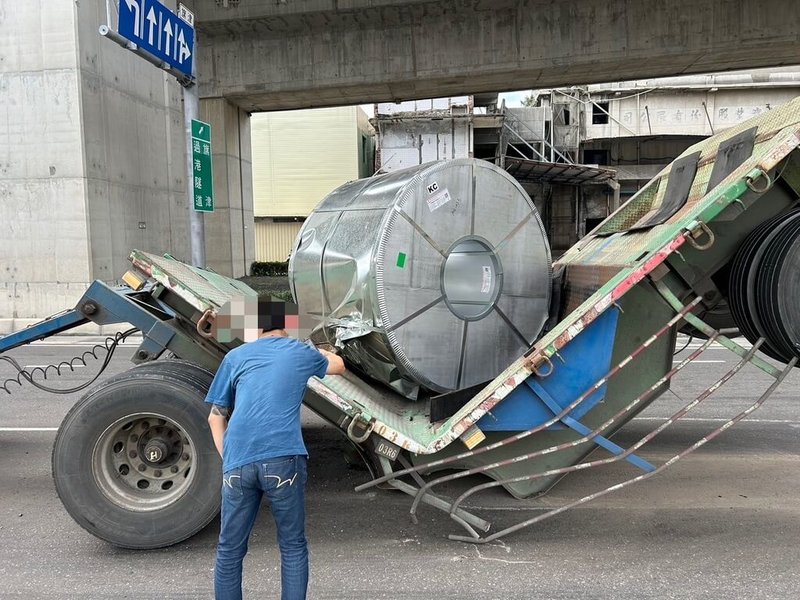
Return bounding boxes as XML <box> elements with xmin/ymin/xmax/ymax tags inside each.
<box><xmin>92</xmin><ymin>413</ymin><xmax>197</xmax><ymax>512</ymax></box>
<box><xmin>142</xmin><ymin>438</ymin><xmax>169</xmax><ymax>464</ymax></box>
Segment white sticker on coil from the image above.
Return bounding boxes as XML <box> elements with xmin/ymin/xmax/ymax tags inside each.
<box><xmin>426</xmin><ymin>188</ymin><xmax>452</xmax><ymax>212</ymax></box>
<box><xmin>481</xmin><ymin>266</ymin><xmax>492</xmax><ymax>293</ymax></box>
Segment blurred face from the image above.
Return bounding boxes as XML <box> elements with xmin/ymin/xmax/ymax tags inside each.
<box><xmin>210</xmin><ymin>297</ymin><xmax>312</xmax><ymax>343</ymax></box>
<box><xmin>283</xmin><ymin>314</ymin><xmax>301</xmax><ymax>337</ymax></box>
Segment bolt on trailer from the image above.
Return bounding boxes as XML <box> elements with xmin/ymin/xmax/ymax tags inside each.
<box><xmin>1</xmin><ymin>97</ymin><xmax>799</xmax><ymax>548</ymax></box>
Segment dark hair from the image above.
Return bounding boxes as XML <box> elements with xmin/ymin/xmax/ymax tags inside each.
<box><xmin>257</xmin><ymin>298</ymin><xmax>299</xmax><ymax>331</ymax></box>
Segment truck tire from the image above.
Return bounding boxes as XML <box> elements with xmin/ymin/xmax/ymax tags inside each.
<box><xmin>52</xmin><ymin>364</ymin><xmax>221</xmax><ymax>549</ymax></box>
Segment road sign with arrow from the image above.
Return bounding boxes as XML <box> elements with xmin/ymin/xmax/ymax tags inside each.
<box><xmin>118</xmin><ymin>0</ymin><xmax>194</xmax><ymax>78</ymax></box>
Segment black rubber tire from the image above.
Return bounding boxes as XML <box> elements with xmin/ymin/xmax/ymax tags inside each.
<box><xmin>729</xmin><ymin>209</ymin><xmax>800</xmax><ymax>362</ymax></box>
<box><xmin>52</xmin><ymin>365</ymin><xmax>221</xmax><ymax>549</ymax></box>
<box><xmin>127</xmin><ymin>359</ymin><xmax>215</xmax><ymax>391</ymax></box>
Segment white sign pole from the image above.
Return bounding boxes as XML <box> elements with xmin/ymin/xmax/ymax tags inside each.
<box><xmin>185</xmin><ymin>42</ymin><xmax>205</xmax><ymax>268</ymax></box>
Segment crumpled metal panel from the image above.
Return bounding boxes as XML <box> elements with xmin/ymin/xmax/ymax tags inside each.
<box><xmin>290</xmin><ymin>158</ymin><xmax>552</xmax><ymax>399</ymax></box>
<box><xmin>129</xmin><ymin>250</ymin><xmax>257</xmax><ymax>314</ymax></box>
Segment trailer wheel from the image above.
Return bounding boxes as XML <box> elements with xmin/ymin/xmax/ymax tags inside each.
<box><xmin>52</xmin><ymin>365</ymin><xmax>221</xmax><ymax>549</ymax></box>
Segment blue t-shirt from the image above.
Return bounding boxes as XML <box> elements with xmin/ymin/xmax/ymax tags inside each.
<box><xmin>205</xmin><ymin>336</ymin><xmax>328</xmax><ymax>472</ymax></box>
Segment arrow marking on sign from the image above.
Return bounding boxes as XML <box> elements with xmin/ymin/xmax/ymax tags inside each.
<box><xmin>163</xmin><ymin>20</ymin><xmax>173</xmax><ymax>56</ymax></box>
<box><xmin>124</xmin><ymin>0</ymin><xmax>141</xmax><ymax>38</ymax></box>
<box><xmin>177</xmin><ymin>29</ymin><xmax>191</xmax><ymax>63</ymax></box>
<box><xmin>146</xmin><ymin>6</ymin><xmax>157</xmax><ymax>46</ymax></box>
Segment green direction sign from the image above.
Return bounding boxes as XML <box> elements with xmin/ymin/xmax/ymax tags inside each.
<box><xmin>191</xmin><ymin>119</ymin><xmax>214</xmax><ymax>212</ymax></box>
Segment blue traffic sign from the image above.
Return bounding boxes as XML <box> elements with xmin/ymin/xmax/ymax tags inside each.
<box><xmin>118</xmin><ymin>0</ymin><xmax>194</xmax><ymax>78</ymax></box>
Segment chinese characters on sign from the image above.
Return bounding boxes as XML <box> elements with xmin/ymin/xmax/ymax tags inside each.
<box><xmin>191</xmin><ymin>119</ymin><xmax>214</xmax><ymax>213</ymax></box>
<box><xmin>117</xmin><ymin>0</ymin><xmax>195</xmax><ymax>78</ymax></box>
<box><xmin>618</xmin><ymin>104</ymin><xmax>771</xmax><ymax>129</ymax></box>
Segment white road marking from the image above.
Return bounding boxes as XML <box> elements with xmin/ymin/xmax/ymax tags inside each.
<box><xmin>2</xmin><ymin>418</ymin><xmax>795</xmax><ymax>434</ymax></box>
<box><xmin>19</xmin><ymin>342</ymin><xmax>139</xmax><ymax>348</ymax></box>
<box><xmin>672</xmin><ymin>359</ymin><xmax>725</xmax><ymax>363</ymax></box>
<box><xmin>683</xmin><ymin>345</ymin><xmax>753</xmax><ymax>350</ymax></box>
<box><xmin>632</xmin><ymin>417</ymin><xmax>800</xmax><ymax>424</ymax></box>
<box><xmin>23</xmin><ymin>364</ymin><xmax>85</xmax><ymax>369</ymax></box>
<box><xmin>0</xmin><ymin>427</ymin><xmax>58</xmax><ymax>432</ymax></box>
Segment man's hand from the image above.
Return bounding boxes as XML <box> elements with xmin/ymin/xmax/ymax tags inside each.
<box><xmin>319</xmin><ymin>348</ymin><xmax>346</xmax><ymax>375</ymax></box>
<box><xmin>207</xmin><ymin>405</ymin><xmax>229</xmax><ymax>458</ymax></box>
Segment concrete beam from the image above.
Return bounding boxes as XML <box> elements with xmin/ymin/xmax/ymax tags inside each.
<box><xmin>190</xmin><ymin>0</ymin><xmax>800</xmax><ymax>111</ymax></box>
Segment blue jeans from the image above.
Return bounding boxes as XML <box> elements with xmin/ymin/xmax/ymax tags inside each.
<box><xmin>214</xmin><ymin>455</ymin><xmax>308</xmax><ymax>600</ymax></box>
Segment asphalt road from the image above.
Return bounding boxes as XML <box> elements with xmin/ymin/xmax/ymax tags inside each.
<box><xmin>0</xmin><ymin>335</ymin><xmax>798</xmax><ymax>599</ymax></box>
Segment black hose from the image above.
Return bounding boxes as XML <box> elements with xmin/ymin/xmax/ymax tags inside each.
<box><xmin>673</xmin><ymin>335</ymin><xmax>693</xmax><ymax>356</ymax></box>
<box><xmin>0</xmin><ymin>328</ymin><xmax>139</xmax><ymax>395</ymax></box>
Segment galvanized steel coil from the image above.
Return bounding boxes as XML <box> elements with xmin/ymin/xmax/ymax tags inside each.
<box><xmin>289</xmin><ymin>159</ymin><xmax>552</xmax><ymax>399</ymax></box>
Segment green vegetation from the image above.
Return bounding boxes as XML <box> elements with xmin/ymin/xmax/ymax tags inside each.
<box><xmin>250</xmin><ymin>261</ymin><xmax>289</xmax><ymax>276</ymax></box>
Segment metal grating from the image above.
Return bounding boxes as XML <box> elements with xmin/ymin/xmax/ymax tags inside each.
<box><xmin>129</xmin><ymin>250</ymin><xmax>257</xmax><ymax>314</ymax></box>
<box><xmin>504</xmin><ymin>157</ymin><xmax>616</xmax><ymax>185</ymax></box>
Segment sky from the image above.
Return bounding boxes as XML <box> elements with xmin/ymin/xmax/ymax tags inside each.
<box><xmin>497</xmin><ymin>90</ymin><xmax>529</xmax><ymax>107</ymax></box>
<box><xmin>359</xmin><ymin>89</ymin><xmax>530</xmax><ymax>114</ymax></box>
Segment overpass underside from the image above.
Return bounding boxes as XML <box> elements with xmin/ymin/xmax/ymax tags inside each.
<box><xmin>192</xmin><ymin>0</ymin><xmax>800</xmax><ymax>112</ymax></box>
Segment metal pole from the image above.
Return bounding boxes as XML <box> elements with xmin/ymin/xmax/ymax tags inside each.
<box><xmin>99</xmin><ymin>7</ymin><xmax>203</xmax><ymax>266</ymax></box>
<box><xmin>184</xmin><ymin>59</ymin><xmax>205</xmax><ymax>267</ymax></box>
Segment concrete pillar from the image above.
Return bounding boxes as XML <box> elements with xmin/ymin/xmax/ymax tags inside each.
<box><xmin>0</xmin><ymin>1</ymin><xmax>92</xmax><ymax>331</ymax></box>
<box><xmin>199</xmin><ymin>98</ymin><xmax>254</xmax><ymax>278</ymax></box>
<box><xmin>0</xmin><ymin>0</ymin><xmax>192</xmax><ymax>331</ymax></box>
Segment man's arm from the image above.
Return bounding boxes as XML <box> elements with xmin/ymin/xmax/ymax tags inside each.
<box><xmin>207</xmin><ymin>405</ymin><xmax>230</xmax><ymax>457</ymax></box>
<box><xmin>318</xmin><ymin>348</ymin><xmax>346</xmax><ymax>375</ymax></box>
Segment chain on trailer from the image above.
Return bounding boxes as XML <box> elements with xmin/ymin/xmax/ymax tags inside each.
<box><xmin>0</xmin><ymin>328</ymin><xmax>139</xmax><ymax>395</ymax></box>
<box><xmin>351</xmin><ymin>121</ymin><xmax>800</xmax><ymax>540</ymax></box>
<box><xmin>355</xmin><ymin>284</ymin><xmax>796</xmax><ymax>543</ymax></box>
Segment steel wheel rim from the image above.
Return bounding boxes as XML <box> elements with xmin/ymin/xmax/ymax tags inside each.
<box><xmin>92</xmin><ymin>412</ymin><xmax>197</xmax><ymax>512</ymax></box>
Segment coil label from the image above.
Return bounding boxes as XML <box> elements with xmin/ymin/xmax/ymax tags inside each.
<box><xmin>481</xmin><ymin>266</ymin><xmax>492</xmax><ymax>293</ymax></box>
<box><xmin>426</xmin><ymin>188</ymin><xmax>452</xmax><ymax>212</ymax></box>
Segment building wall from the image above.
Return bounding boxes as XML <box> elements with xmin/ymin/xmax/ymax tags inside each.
<box><xmin>0</xmin><ymin>0</ymin><xmax>189</xmax><ymax>329</ymax></box>
<box><xmin>356</xmin><ymin>108</ymin><xmax>375</xmax><ymax>178</ymax></box>
<box><xmin>574</xmin><ymin>73</ymin><xmax>800</xmax><ymax>242</ymax></box>
<box><xmin>250</xmin><ymin>106</ymin><xmax>373</xmax><ymax>262</ymax></box>
<box><xmin>0</xmin><ymin>1</ymin><xmax>90</xmax><ymax>325</ymax></box>
<box><xmin>376</xmin><ymin>97</ymin><xmax>470</xmax><ymax>115</ymax></box>
<box><xmin>375</xmin><ymin>118</ymin><xmax>472</xmax><ymax>172</ymax></box>
<box><xmin>254</xmin><ymin>219</ymin><xmax>303</xmax><ymax>262</ymax></box>
<box><xmin>251</xmin><ymin>106</ymin><xmax>366</xmax><ymax>218</ymax></box>
<box><xmin>78</xmin><ymin>0</ymin><xmax>190</xmax><ymax>282</ymax></box>
<box><xmin>505</xmin><ymin>107</ymin><xmax>547</xmax><ymax>142</ymax></box>
<box><xmin>584</xmin><ymin>87</ymin><xmax>799</xmax><ymax>140</ymax></box>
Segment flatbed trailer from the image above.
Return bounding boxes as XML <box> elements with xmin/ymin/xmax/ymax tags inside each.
<box><xmin>2</xmin><ymin>97</ymin><xmax>799</xmax><ymax>548</ymax></box>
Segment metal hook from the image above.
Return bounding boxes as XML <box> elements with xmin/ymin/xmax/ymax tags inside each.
<box><xmin>745</xmin><ymin>169</ymin><xmax>772</xmax><ymax>194</ymax></box>
<box><xmin>685</xmin><ymin>222</ymin><xmax>715</xmax><ymax>251</ymax></box>
<box><xmin>527</xmin><ymin>354</ymin><xmax>554</xmax><ymax>378</ymax></box>
<box><xmin>347</xmin><ymin>411</ymin><xmax>375</xmax><ymax>444</ymax></box>
<box><xmin>196</xmin><ymin>309</ymin><xmax>215</xmax><ymax>338</ymax></box>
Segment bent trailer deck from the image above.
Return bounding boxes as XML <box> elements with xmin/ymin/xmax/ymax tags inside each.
<box><xmin>1</xmin><ymin>97</ymin><xmax>799</xmax><ymax>548</ymax></box>
<box><xmin>315</xmin><ymin>97</ymin><xmax>800</xmax><ymax>541</ymax></box>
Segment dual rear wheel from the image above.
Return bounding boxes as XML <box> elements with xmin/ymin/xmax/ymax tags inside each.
<box><xmin>52</xmin><ymin>361</ymin><xmax>221</xmax><ymax>549</ymax></box>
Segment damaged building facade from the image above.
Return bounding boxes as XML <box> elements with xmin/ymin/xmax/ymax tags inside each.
<box><xmin>372</xmin><ymin>68</ymin><xmax>800</xmax><ymax>257</ymax></box>
<box><xmin>372</xmin><ymin>96</ymin><xmax>617</xmax><ymax>257</ymax></box>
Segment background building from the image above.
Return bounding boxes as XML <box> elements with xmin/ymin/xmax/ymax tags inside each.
<box><xmin>251</xmin><ymin>106</ymin><xmax>374</xmax><ymax>261</ymax></box>
<box><xmin>372</xmin><ymin>94</ymin><xmax>616</xmax><ymax>257</ymax></box>
<box><xmin>373</xmin><ymin>97</ymin><xmax>473</xmax><ymax>172</ymax></box>
<box><xmin>537</xmin><ymin>68</ymin><xmax>800</xmax><ymax>240</ymax></box>
<box><xmin>0</xmin><ymin>0</ymin><xmax>253</xmax><ymax>332</ymax></box>
<box><xmin>373</xmin><ymin>69</ymin><xmax>800</xmax><ymax>256</ymax></box>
